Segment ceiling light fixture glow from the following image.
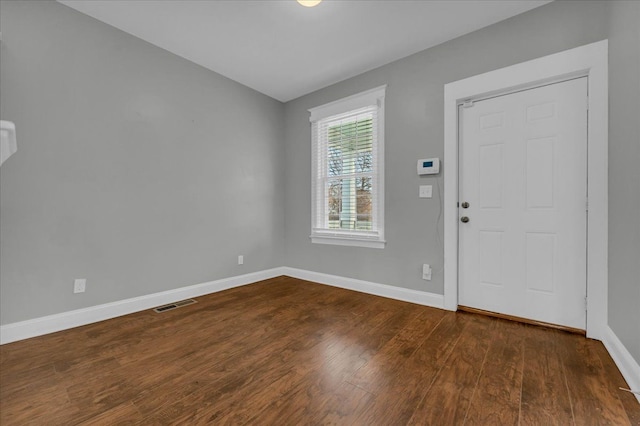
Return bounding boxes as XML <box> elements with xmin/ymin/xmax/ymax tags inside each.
<box><xmin>297</xmin><ymin>0</ymin><xmax>322</xmax><ymax>7</ymax></box>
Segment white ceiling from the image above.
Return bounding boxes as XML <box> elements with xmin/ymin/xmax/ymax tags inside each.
<box><xmin>58</xmin><ymin>0</ymin><xmax>552</xmax><ymax>102</ymax></box>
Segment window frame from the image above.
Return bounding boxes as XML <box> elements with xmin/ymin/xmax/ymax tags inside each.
<box><xmin>308</xmin><ymin>85</ymin><xmax>386</xmax><ymax>249</ymax></box>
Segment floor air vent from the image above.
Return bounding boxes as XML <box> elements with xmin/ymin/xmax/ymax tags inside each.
<box><xmin>153</xmin><ymin>299</ymin><xmax>197</xmax><ymax>313</ymax></box>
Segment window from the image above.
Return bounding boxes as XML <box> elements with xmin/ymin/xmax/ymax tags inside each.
<box><xmin>308</xmin><ymin>85</ymin><xmax>386</xmax><ymax>248</ymax></box>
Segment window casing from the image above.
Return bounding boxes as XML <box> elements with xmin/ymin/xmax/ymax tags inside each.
<box><xmin>309</xmin><ymin>86</ymin><xmax>386</xmax><ymax>248</ymax></box>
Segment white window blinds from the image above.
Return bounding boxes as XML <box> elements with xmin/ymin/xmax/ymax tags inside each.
<box><xmin>309</xmin><ymin>86</ymin><xmax>385</xmax><ymax>248</ymax></box>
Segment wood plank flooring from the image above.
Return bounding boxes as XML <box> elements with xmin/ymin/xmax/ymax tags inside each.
<box><xmin>1</xmin><ymin>276</ymin><xmax>638</xmax><ymax>425</ymax></box>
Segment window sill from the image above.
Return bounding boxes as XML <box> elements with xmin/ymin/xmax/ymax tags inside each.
<box><xmin>310</xmin><ymin>235</ymin><xmax>386</xmax><ymax>249</ymax></box>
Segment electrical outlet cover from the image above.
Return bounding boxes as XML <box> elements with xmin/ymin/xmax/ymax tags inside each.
<box><xmin>419</xmin><ymin>185</ymin><xmax>433</xmax><ymax>198</ymax></box>
<box><xmin>73</xmin><ymin>279</ymin><xmax>86</xmax><ymax>293</ymax></box>
<box><xmin>422</xmin><ymin>264</ymin><xmax>432</xmax><ymax>280</ymax></box>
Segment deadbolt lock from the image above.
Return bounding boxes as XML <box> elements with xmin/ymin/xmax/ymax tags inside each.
<box><xmin>461</xmin><ymin>202</ymin><xmax>470</xmax><ymax>208</ymax></box>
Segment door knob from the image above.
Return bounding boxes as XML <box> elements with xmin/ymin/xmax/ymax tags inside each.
<box><xmin>460</xmin><ymin>216</ymin><xmax>470</xmax><ymax>223</ymax></box>
<box><xmin>461</xmin><ymin>202</ymin><xmax>470</xmax><ymax>208</ymax></box>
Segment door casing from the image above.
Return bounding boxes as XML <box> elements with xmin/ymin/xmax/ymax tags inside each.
<box><xmin>443</xmin><ymin>40</ymin><xmax>608</xmax><ymax>340</ymax></box>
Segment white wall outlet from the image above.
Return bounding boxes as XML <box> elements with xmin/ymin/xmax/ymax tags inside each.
<box><xmin>73</xmin><ymin>278</ymin><xmax>86</xmax><ymax>293</ymax></box>
<box><xmin>238</xmin><ymin>255</ymin><xmax>244</xmax><ymax>265</ymax></box>
<box><xmin>419</xmin><ymin>185</ymin><xmax>433</xmax><ymax>198</ymax></box>
<box><xmin>422</xmin><ymin>264</ymin><xmax>432</xmax><ymax>281</ymax></box>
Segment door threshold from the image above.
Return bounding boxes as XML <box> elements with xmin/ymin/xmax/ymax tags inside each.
<box><xmin>458</xmin><ymin>305</ymin><xmax>586</xmax><ymax>336</ymax></box>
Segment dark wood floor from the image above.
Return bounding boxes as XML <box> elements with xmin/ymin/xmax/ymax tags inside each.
<box><xmin>1</xmin><ymin>276</ymin><xmax>638</xmax><ymax>425</ymax></box>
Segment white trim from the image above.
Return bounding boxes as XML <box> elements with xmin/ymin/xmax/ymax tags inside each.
<box><xmin>308</xmin><ymin>85</ymin><xmax>387</xmax><ymax>122</ymax></box>
<box><xmin>310</xmin><ymin>236</ymin><xmax>386</xmax><ymax>249</ymax></box>
<box><xmin>309</xmin><ymin>85</ymin><xmax>386</xmax><ymax>249</ymax></box>
<box><xmin>281</xmin><ymin>267</ymin><xmax>445</xmax><ymax>309</ymax></box>
<box><xmin>0</xmin><ymin>266</ymin><xmax>443</xmax><ymax>345</ymax></box>
<box><xmin>602</xmin><ymin>326</ymin><xmax>640</xmax><ymax>403</ymax></box>
<box><xmin>3</xmin><ymin>264</ymin><xmax>638</xmax><ymax>405</ymax></box>
<box><xmin>443</xmin><ymin>40</ymin><xmax>608</xmax><ymax>340</ymax></box>
<box><xmin>0</xmin><ymin>268</ymin><xmax>285</xmax><ymax>345</ymax></box>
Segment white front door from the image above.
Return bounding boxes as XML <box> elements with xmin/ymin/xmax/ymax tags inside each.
<box><xmin>458</xmin><ymin>77</ymin><xmax>588</xmax><ymax>330</ymax></box>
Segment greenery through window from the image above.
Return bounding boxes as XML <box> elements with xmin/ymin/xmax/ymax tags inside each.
<box><xmin>327</xmin><ymin>117</ymin><xmax>373</xmax><ymax>230</ymax></box>
<box><xmin>309</xmin><ymin>85</ymin><xmax>385</xmax><ymax>248</ymax></box>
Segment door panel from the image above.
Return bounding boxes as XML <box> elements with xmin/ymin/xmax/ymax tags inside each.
<box><xmin>459</xmin><ymin>78</ymin><xmax>588</xmax><ymax>329</ymax></box>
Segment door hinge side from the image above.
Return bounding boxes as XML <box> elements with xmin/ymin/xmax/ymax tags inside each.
<box><xmin>586</xmin><ymin>197</ymin><xmax>589</xmax><ymax>211</ymax></box>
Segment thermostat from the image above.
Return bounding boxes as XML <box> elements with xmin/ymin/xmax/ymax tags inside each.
<box><xmin>417</xmin><ymin>158</ymin><xmax>440</xmax><ymax>175</ymax></box>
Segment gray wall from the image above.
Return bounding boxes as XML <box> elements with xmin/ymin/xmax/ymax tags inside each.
<box><xmin>1</xmin><ymin>0</ymin><xmax>637</xmax><ymax>368</ymax></box>
<box><xmin>607</xmin><ymin>0</ymin><xmax>640</xmax><ymax>364</ymax></box>
<box><xmin>283</xmin><ymin>0</ymin><xmax>609</xmax><ymax>294</ymax></box>
<box><xmin>0</xmin><ymin>0</ymin><xmax>285</xmax><ymax>324</ymax></box>
<box><xmin>284</xmin><ymin>0</ymin><xmax>639</xmax><ymax>364</ymax></box>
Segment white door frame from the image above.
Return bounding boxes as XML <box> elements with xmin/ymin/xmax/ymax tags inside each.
<box><xmin>443</xmin><ymin>40</ymin><xmax>608</xmax><ymax>340</ymax></box>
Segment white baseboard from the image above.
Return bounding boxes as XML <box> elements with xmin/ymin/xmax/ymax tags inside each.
<box><xmin>281</xmin><ymin>267</ymin><xmax>445</xmax><ymax>309</ymax></box>
<box><xmin>0</xmin><ymin>266</ymin><xmax>445</xmax><ymax>346</ymax></box>
<box><xmin>601</xmin><ymin>326</ymin><xmax>640</xmax><ymax>403</ymax></box>
<box><xmin>4</xmin><ymin>264</ymin><xmax>636</xmax><ymax>407</ymax></box>
<box><xmin>0</xmin><ymin>268</ymin><xmax>285</xmax><ymax>345</ymax></box>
